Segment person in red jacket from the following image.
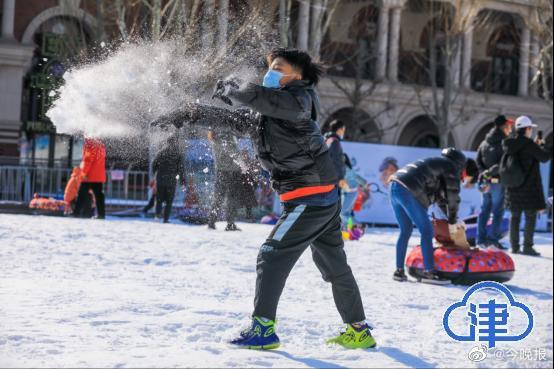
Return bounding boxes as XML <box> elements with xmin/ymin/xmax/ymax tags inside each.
<box><xmin>74</xmin><ymin>137</ymin><xmax>106</xmax><ymax>219</ymax></box>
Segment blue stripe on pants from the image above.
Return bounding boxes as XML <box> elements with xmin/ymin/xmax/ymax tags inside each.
<box><xmin>272</xmin><ymin>205</ymin><xmax>307</xmax><ymax>241</ymax></box>
<box><xmin>390</xmin><ymin>181</ymin><xmax>435</xmax><ymax>271</ymax></box>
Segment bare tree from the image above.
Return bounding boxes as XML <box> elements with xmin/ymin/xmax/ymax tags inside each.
<box><xmin>319</xmin><ymin>4</ymin><xmax>393</xmax><ymax>142</ymax></box>
<box><xmin>325</xmin><ymin>43</ymin><xmax>382</xmax><ymax>141</ymax></box>
<box><xmin>407</xmin><ymin>0</ymin><xmax>480</xmax><ymax>147</ymax></box>
<box><xmin>309</xmin><ymin>0</ymin><xmax>339</xmax><ymax>57</ymax></box>
<box><xmin>529</xmin><ymin>0</ymin><xmax>553</xmax><ymax>108</ymax></box>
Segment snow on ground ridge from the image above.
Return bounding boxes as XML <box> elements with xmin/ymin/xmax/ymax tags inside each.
<box><xmin>0</xmin><ymin>214</ymin><xmax>552</xmax><ymax>368</ymax></box>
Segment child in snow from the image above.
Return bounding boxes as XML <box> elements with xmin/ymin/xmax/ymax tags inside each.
<box><xmin>74</xmin><ymin>138</ymin><xmax>106</xmax><ymax>219</ymax></box>
<box><xmin>64</xmin><ymin>167</ymin><xmax>82</xmax><ymax>214</ymax></box>
<box><xmin>389</xmin><ymin>148</ymin><xmax>478</xmax><ymax>284</ymax></box>
<box><xmin>151</xmin><ymin>48</ymin><xmax>375</xmax><ymax>350</ymax></box>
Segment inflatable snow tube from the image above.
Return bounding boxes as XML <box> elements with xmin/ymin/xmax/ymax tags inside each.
<box><xmin>406</xmin><ymin>246</ymin><xmax>515</xmax><ymax>285</ymax></box>
<box><xmin>28</xmin><ymin>196</ymin><xmax>65</xmax><ymax>216</ymax></box>
<box><xmin>463</xmin><ymin>214</ymin><xmax>509</xmax><ymax>246</ymax></box>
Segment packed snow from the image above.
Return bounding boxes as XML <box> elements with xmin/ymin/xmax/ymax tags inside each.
<box><xmin>0</xmin><ymin>214</ymin><xmax>552</xmax><ymax>368</ymax></box>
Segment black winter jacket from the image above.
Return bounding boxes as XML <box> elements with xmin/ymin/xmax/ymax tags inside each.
<box><xmin>153</xmin><ymin>146</ymin><xmax>185</xmax><ymax>188</ymax></box>
<box><xmin>390</xmin><ymin>156</ymin><xmax>465</xmax><ymax>224</ymax></box>
<box><xmin>324</xmin><ymin>132</ymin><xmax>346</xmax><ymax>180</ymax></box>
<box><xmin>503</xmin><ymin>135</ymin><xmax>552</xmax><ymax>211</ymax></box>
<box><xmin>158</xmin><ymin>80</ymin><xmax>338</xmax><ymax>194</ymax></box>
<box><xmin>476</xmin><ymin>127</ymin><xmax>507</xmax><ymax>178</ymax></box>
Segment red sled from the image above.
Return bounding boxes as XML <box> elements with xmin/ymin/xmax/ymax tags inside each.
<box><xmin>406</xmin><ymin>246</ymin><xmax>515</xmax><ymax>285</ymax></box>
<box><xmin>406</xmin><ymin>219</ymin><xmax>515</xmax><ymax>285</ymax></box>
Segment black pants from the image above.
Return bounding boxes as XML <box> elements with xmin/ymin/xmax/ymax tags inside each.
<box><xmin>253</xmin><ymin>201</ymin><xmax>366</xmax><ymax>324</ymax></box>
<box><xmin>510</xmin><ymin>209</ymin><xmax>538</xmax><ymax>250</ymax></box>
<box><xmin>209</xmin><ymin>171</ymin><xmax>240</xmax><ymax>225</ymax></box>
<box><xmin>74</xmin><ymin>182</ymin><xmax>105</xmax><ymax>218</ymax></box>
<box><xmin>156</xmin><ymin>185</ymin><xmax>176</xmax><ymax>223</ymax></box>
<box><xmin>143</xmin><ymin>194</ymin><xmax>156</xmax><ymax>213</ymax></box>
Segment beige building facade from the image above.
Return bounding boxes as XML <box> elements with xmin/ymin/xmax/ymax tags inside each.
<box><xmin>0</xmin><ymin>0</ymin><xmax>552</xmax><ymax>166</ymax></box>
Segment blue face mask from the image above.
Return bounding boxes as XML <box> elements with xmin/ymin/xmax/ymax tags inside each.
<box><xmin>262</xmin><ymin>70</ymin><xmax>284</xmax><ymax>88</ymax></box>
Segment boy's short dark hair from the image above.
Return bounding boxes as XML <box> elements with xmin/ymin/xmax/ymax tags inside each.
<box><xmin>267</xmin><ymin>48</ymin><xmax>325</xmax><ymax>85</ymax></box>
<box><xmin>329</xmin><ymin>119</ymin><xmax>346</xmax><ymax>133</ymax></box>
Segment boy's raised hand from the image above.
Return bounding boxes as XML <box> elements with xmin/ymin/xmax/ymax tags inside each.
<box><xmin>212</xmin><ymin>79</ymin><xmax>240</xmax><ymax>105</ymax></box>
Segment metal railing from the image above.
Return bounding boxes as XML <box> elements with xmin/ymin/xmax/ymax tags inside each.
<box><xmin>0</xmin><ymin>165</ymin><xmax>151</xmax><ymax>205</ymax></box>
<box><xmin>1</xmin><ymin>165</ymin><xmax>275</xmax><ymax>221</ymax></box>
<box><xmin>0</xmin><ymin>165</ymin><xmax>226</xmax><ymax>211</ymax></box>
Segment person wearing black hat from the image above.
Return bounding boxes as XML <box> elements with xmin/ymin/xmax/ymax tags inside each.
<box><xmin>388</xmin><ymin>148</ymin><xmax>479</xmax><ymax>285</ymax></box>
<box><xmin>475</xmin><ymin>115</ymin><xmax>513</xmax><ymax>249</ymax></box>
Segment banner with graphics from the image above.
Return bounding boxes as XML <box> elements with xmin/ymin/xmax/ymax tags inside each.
<box><xmin>342</xmin><ymin>142</ymin><xmax>551</xmax><ymax>231</ymax></box>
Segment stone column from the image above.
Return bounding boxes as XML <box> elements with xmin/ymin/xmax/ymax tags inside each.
<box><xmin>387</xmin><ymin>6</ymin><xmax>401</xmax><ymax>81</ymax></box>
<box><xmin>530</xmin><ymin>34</ymin><xmax>540</xmax><ymax>97</ymax></box>
<box><xmin>297</xmin><ymin>0</ymin><xmax>310</xmax><ymax>50</ymax></box>
<box><xmin>0</xmin><ymin>44</ymin><xmax>35</xmax><ymax>158</ymax></box>
<box><xmin>2</xmin><ymin>0</ymin><xmax>16</xmax><ymax>39</ymax></box>
<box><xmin>451</xmin><ymin>39</ymin><xmax>462</xmax><ymax>88</ymax></box>
<box><xmin>376</xmin><ymin>5</ymin><xmax>390</xmax><ymax>80</ymax></box>
<box><xmin>309</xmin><ymin>0</ymin><xmax>323</xmax><ymax>56</ymax></box>
<box><xmin>201</xmin><ymin>0</ymin><xmax>216</xmax><ymax>49</ymax></box>
<box><xmin>217</xmin><ymin>0</ymin><xmax>229</xmax><ymax>51</ymax></box>
<box><xmin>279</xmin><ymin>0</ymin><xmax>289</xmax><ymax>46</ymax></box>
<box><xmin>461</xmin><ymin>26</ymin><xmax>473</xmax><ymax>89</ymax></box>
<box><xmin>518</xmin><ymin>23</ymin><xmax>531</xmax><ymax>97</ymax></box>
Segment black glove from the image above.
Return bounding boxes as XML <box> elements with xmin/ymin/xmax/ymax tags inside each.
<box><xmin>150</xmin><ymin>105</ymin><xmax>198</xmax><ymax>129</ymax></box>
<box><xmin>212</xmin><ymin>79</ymin><xmax>239</xmax><ymax>106</ymax></box>
<box><xmin>150</xmin><ymin>113</ymin><xmax>180</xmax><ymax>129</ymax></box>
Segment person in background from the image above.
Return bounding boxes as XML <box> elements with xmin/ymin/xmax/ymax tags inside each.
<box><xmin>324</xmin><ymin>119</ymin><xmax>347</xmax><ymax>189</ymax></box>
<box><xmin>475</xmin><ymin>115</ymin><xmax>513</xmax><ymax>249</ymax></box>
<box><xmin>502</xmin><ymin>116</ymin><xmax>552</xmax><ymax>256</ymax></box>
<box><xmin>324</xmin><ymin>120</ymin><xmax>349</xmax><ymax>193</ymax></box>
<box><xmin>379</xmin><ymin>157</ymin><xmax>399</xmax><ymax>189</ymax></box>
<box><xmin>389</xmin><ymin>148</ymin><xmax>479</xmax><ymax>284</ymax></box>
<box><xmin>207</xmin><ymin>129</ymin><xmax>243</xmax><ymax>231</ymax></box>
<box><xmin>64</xmin><ymin>167</ymin><xmax>82</xmax><ymax>214</ymax></box>
<box><xmin>152</xmin><ymin>136</ymin><xmax>185</xmax><ymax>223</ymax></box>
<box><xmin>238</xmin><ymin>149</ymin><xmax>259</xmax><ymax>222</ymax></box>
<box><xmin>74</xmin><ymin>137</ymin><xmax>106</xmax><ymax>219</ymax></box>
<box><xmin>341</xmin><ymin>154</ymin><xmax>368</xmax><ymax>225</ymax></box>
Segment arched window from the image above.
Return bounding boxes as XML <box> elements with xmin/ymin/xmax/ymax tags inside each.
<box><xmin>323</xmin><ymin>107</ymin><xmax>381</xmax><ymax>143</ymax></box>
<box><xmin>347</xmin><ymin>5</ymin><xmax>380</xmax><ymax>80</ymax></box>
<box><xmin>323</xmin><ymin>4</ymin><xmax>379</xmax><ymax>80</ymax></box>
<box><xmin>418</xmin><ymin>14</ymin><xmax>453</xmax><ymax>87</ymax></box>
<box><xmin>398</xmin><ymin>115</ymin><xmax>455</xmax><ymax>148</ymax></box>
<box><xmin>471</xmin><ymin>12</ymin><xmax>520</xmax><ymax>96</ymax></box>
<box><xmin>487</xmin><ymin>22</ymin><xmax>520</xmax><ymax>95</ymax></box>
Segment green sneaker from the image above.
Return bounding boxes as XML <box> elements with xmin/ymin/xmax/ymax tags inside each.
<box><xmin>326</xmin><ymin>323</ymin><xmax>377</xmax><ymax>349</ymax></box>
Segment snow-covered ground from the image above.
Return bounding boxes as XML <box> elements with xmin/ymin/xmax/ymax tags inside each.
<box><xmin>0</xmin><ymin>214</ymin><xmax>552</xmax><ymax>368</ymax></box>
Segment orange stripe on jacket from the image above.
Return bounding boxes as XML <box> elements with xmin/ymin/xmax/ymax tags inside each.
<box><xmin>279</xmin><ymin>185</ymin><xmax>336</xmax><ymax>202</ymax></box>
